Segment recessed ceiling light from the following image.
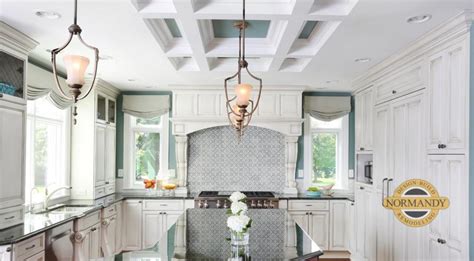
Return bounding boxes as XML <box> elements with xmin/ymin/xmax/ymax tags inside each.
<box><xmin>35</xmin><ymin>10</ymin><xmax>61</xmax><ymax>20</ymax></box>
<box><xmin>355</xmin><ymin>57</ymin><xmax>371</xmax><ymax>63</ymax></box>
<box><xmin>45</xmin><ymin>49</ymin><xmax>52</xmax><ymax>53</ymax></box>
<box><xmin>128</xmin><ymin>79</ymin><xmax>136</xmax><ymax>82</ymax></box>
<box><xmin>407</xmin><ymin>14</ymin><xmax>432</xmax><ymax>24</ymax></box>
<box><xmin>145</xmin><ymin>86</ymin><xmax>153</xmax><ymax>89</ymax></box>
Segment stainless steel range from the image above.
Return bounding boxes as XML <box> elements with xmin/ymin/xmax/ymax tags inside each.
<box><xmin>194</xmin><ymin>191</ymin><xmax>279</xmax><ymax>209</ymax></box>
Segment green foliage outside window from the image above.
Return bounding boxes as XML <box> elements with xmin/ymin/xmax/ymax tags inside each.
<box><xmin>135</xmin><ymin>132</ymin><xmax>160</xmax><ymax>181</ymax></box>
<box><xmin>312</xmin><ymin>133</ymin><xmax>336</xmax><ymax>186</ymax></box>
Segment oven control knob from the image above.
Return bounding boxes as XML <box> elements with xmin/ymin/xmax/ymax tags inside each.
<box><xmin>251</xmin><ymin>200</ymin><xmax>256</xmax><ymax>208</ymax></box>
<box><xmin>263</xmin><ymin>201</ymin><xmax>268</xmax><ymax>208</ymax></box>
<box><xmin>204</xmin><ymin>200</ymin><xmax>209</xmax><ymax>208</ymax></box>
<box><xmin>198</xmin><ymin>200</ymin><xmax>203</xmax><ymax>208</ymax></box>
<box><xmin>223</xmin><ymin>200</ymin><xmax>229</xmax><ymax>209</ymax></box>
<box><xmin>216</xmin><ymin>200</ymin><xmax>221</xmax><ymax>208</ymax></box>
<box><xmin>257</xmin><ymin>200</ymin><xmax>262</xmax><ymax>208</ymax></box>
<box><xmin>269</xmin><ymin>201</ymin><xmax>275</xmax><ymax>209</ymax></box>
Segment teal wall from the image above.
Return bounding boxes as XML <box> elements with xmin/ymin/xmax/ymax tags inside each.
<box><xmin>296</xmin><ymin>92</ymin><xmax>355</xmax><ymax>178</ymax></box>
<box><xmin>469</xmin><ymin>24</ymin><xmax>473</xmax><ymax>261</ymax></box>
<box><xmin>116</xmin><ymin>91</ymin><xmax>176</xmax><ymax>178</ymax></box>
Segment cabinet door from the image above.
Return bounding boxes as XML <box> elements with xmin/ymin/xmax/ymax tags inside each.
<box><xmin>107</xmin><ymin>99</ymin><xmax>116</xmax><ymax>125</ymax></box>
<box><xmin>74</xmin><ymin>230</ymin><xmax>90</xmax><ymax>261</ymax></box>
<box><xmin>95</xmin><ymin>124</ymin><xmax>106</xmax><ymax>187</ymax></box>
<box><xmin>354</xmin><ymin>186</ymin><xmax>374</xmax><ymax>261</ymax></box>
<box><xmin>373</xmin><ymin>104</ymin><xmax>390</xmax><ymax>191</ymax></box>
<box><xmin>309</xmin><ymin>212</ymin><xmax>329</xmax><ymax>251</ymax></box>
<box><xmin>0</xmin><ymin>104</ymin><xmax>25</xmax><ymax>209</ymax></box>
<box><xmin>142</xmin><ymin>211</ymin><xmax>162</xmax><ymax>249</ymax></box>
<box><xmin>427</xmin><ymin>155</ymin><xmax>468</xmax><ymax>260</ymax></box>
<box><xmin>329</xmin><ymin>201</ymin><xmax>346</xmax><ymax>250</ymax></box>
<box><xmin>105</xmin><ymin>126</ymin><xmax>116</xmax><ymax>183</ymax></box>
<box><xmin>427</xmin><ymin>52</ymin><xmax>446</xmax><ymax>152</ymax></box>
<box><xmin>163</xmin><ymin>212</ymin><xmax>181</xmax><ymax>232</ymax></box>
<box><xmin>355</xmin><ymin>93</ymin><xmax>364</xmax><ymax>151</ymax></box>
<box><xmin>115</xmin><ymin>203</ymin><xmax>123</xmax><ymax>254</ymax></box>
<box><xmin>375</xmin><ymin>191</ymin><xmax>393</xmax><ymax>261</ymax></box>
<box><xmin>290</xmin><ymin>212</ymin><xmax>309</xmax><ymax>233</ymax></box>
<box><xmin>123</xmin><ymin>200</ymin><xmax>142</xmax><ymax>251</ymax></box>
<box><xmin>362</xmin><ymin>88</ymin><xmax>374</xmax><ymax>150</ymax></box>
<box><xmin>102</xmin><ymin>216</ymin><xmax>116</xmax><ymax>257</ymax></box>
<box><xmin>89</xmin><ymin>224</ymin><xmax>101</xmax><ymax>259</ymax></box>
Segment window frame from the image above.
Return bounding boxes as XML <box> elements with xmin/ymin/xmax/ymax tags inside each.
<box><xmin>25</xmin><ymin>97</ymin><xmax>71</xmax><ymax>206</ymax></box>
<box><xmin>304</xmin><ymin>114</ymin><xmax>349</xmax><ymax>190</ymax></box>
<box><xmin>123</xmin><ymin>113</ymin><xmax>169</xmax><ymax>189</ymax></box>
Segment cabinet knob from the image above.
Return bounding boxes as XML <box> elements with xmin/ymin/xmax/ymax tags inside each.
<box><xmin>438</xmin><ymin>144</ymin><xmax>447</xmax><ymax>149</ymax></box>
<box><xmin>305</xmin><ymin>212</ymin><xmax>309</xmax><ymax>215</ymax></box>
<box><xmin>360</xmin><ymin>147</ymin><xmax>365</xmax><ymax>151</ymax></box>
<box><xmin>392</xmin><ymin>90</ymin><xmax>397</xmax><ymax>94</ymax></box>
<box><xmin>359</xmin><ymin>186</ymin><xmax>365</xmax><ymax>190</ymax></box>
<box><xmin>437</xmin><ymin>238</ymin><xmax>447</xmax><ymax>244</ymax></box>
<box><xmin>0</xmin><ymin>93</ymin><xmax>3</xmax><ymax>98</ymax></box>
<box><xmin>91</xmin><ymin>227</ymin><xmax>97</xmax><ymax>232</ymax></box>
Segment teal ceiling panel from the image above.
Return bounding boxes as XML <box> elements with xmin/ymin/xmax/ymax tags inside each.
<box><xmin>212</xmin><ymin>20</ymin><xmax>270</xmax><ymax>38</ymax></box>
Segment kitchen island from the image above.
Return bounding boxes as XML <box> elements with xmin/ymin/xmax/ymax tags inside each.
<box><xmin>109</xmin><ymin>209</ymin><xmax>322</xmax><ymax>260</ymax></box>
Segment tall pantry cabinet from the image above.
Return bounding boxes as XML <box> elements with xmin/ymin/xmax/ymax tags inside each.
<box><xmin>353</xmin><ymin>13</ymin><xmax>470</xmax><ymax>261</ymax></box>
<box><xmin>0</xmin><ymin>22</ymin><xmax>38</xmax><ymax>230</ymax></box>
<box><xmin>71</xmin><ymin>80</ymin><xmax>119</xmax><ymax>200</ymax></box>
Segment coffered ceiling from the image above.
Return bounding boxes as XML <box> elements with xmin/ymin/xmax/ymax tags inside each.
<box><xmin>0</xmin><ymin>0</ymin><xmax>471</xmax><ymax>91</ymax></box>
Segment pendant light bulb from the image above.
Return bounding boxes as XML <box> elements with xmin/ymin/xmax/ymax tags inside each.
<box><xmin>235</xmin><ymin>83</ymin><xmax>252</xmax><ymax>106</ymax></box>
<box><xmin>63</xmin><ymin>54</ymin><xmax>90</xmax><ymax>86</ymax></box>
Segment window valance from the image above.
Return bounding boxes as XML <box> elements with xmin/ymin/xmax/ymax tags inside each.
<box><xmin>122</xmin><ymin>95</ymin><xmax>170</xmax><ymax>118</ymax></box>
<box><xmin>27</xmin><ymin>64</ymin><xmax>73</xmax><ymax>109</ymax></box>
<box><xmin>304</xmin><ymin>96</ymin><xmax>351</xmax><ymax>121</ymax></box>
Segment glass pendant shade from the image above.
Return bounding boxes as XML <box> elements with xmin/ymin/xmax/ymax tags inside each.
<box><xmin>63</xmin><ymin>54</ymin><xmax>90</xmax><ymax>86</ymax></box>
<box><xmin>235</xmin><ymin>83</ymin><xmax>252</xmax><ymax>106</ymax></box>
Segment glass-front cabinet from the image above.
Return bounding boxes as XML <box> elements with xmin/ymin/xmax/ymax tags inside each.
<box><xmin>96</xmin><ymin>93</ymin><xmax>116</xmax><ymax>125</ymax></box>
<box><xmin>0</xmin><ymin>51</ymin><xmax>26</xmax><ymax>102</ymax></box>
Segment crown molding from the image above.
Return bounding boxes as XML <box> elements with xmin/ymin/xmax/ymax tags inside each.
<box><xmin>352</xmin><ymin>11</ymin><xmax>472</xmax><ymax>91</ymax></box>
<box><xmin>169</xmin><ymin>84</ymin><xmax>307</xmax><ymax>92</ymax></box>
<box><xmin>0</xmin><ymin>21</ymin><xmax>38</xmax><ymax>55</ymax></box>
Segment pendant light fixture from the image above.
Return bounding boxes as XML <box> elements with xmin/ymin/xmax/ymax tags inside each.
<box><xmin>51</xmin><ymin>0</ymin><xmax>99</xmax><ymax>123</ymax></box>
<box><xmin>224</xmin><ymin>0</ymin><xmax>263</xmax><ymax>138</ymax></box>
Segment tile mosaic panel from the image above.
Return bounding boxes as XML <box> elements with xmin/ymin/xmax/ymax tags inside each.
<box><xmin>186</xmin><ymin>209</ymin><xmax>286</xmax><ymax>259</ymax></box>
<box><xmin>187</xmin><ymin>126</ymin><xmax>286</xmax><ymax>193</ymax></box>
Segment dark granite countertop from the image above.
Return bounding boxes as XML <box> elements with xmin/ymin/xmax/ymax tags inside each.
<box><xmin>0</xmin><ymin>192</ymin><xmax>193</xmax><ymax>245</ymax></box>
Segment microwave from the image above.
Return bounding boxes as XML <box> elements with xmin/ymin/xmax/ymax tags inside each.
<box><xmin>364</xmin><ymin>161</ymin><xmax>373</xmax><ymax>181</ymax></box>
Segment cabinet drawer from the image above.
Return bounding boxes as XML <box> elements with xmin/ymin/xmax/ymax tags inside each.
<box><xmin>75</xmin><ymin>211</ymin><xmax>101</xmax><ymax>231</ymax></box>
<box><xmin>102</xmin><ymin>205</ymin><xmax>117</xmax><ymax>218</ymax></box>
<box><xmin>143</xmin><ymin>200</ymin><xmax>183</xmax><ymax>211</ymax></box>
<box><xmin>95</xmin><ymin>187</ymin><xmax>106</xmax><ymax>199</ymax></box>
<box><xmin>0</xmin><ymin>207</ymin><xmax>24</xmax><ymax>230</ymax></box>
<box><xmin>105</xmin><ymin>184</ymin><xmax>115</xmax><ymax>195</ymax></box>
<box><xmin>24</xmin><ymin>251</ymin><xmax>45</xmax><ymax>261</ymax></box>
<box><xmin>289</xmin><ymin>200</ymin><xmax>329</xmax><ymax>211</ymax></box>
<box><xmin>13</xmin><ymin>233</ymin><xmax>45</xmax><ymax>260</ymax></box>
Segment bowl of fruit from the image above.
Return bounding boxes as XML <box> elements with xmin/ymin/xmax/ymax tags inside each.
<box><xmin>306</xmin><ymin>187</ymin><xmax>321</xmax><ymax>197</ymax></box>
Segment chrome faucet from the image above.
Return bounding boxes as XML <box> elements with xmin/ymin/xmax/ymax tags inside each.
<box><xmin>43</xmin><ymin>186</ymin><xmax>72</xmax><ymax>210</ymax></box>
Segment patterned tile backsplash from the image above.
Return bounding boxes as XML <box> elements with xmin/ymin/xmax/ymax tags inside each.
<box><xmin>188</xmin><ymin>126</ymin><xmax>286</xmax><ymax>193</ymax></box>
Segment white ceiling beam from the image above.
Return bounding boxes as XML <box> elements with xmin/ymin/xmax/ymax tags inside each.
<box><xmin>172</xmin><ymin>0</ymin><xmax>210</xmax><ymax>71</ymax></box>
<box><xmin>267</xmin><ymin>0</ymin><xmax>314</xmax><ymax>72</ymax></box>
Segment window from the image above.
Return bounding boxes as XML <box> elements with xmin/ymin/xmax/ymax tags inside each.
<box><xmin>124</xmin><ymin>113</ymin><xmax>169</xmax><ymax>188</ymax></box>
<box><xmin>304</xmin><ymin>115</ymin><xmax>349</xmax><ymax>190</ymax></box>
<box><xmin>25</xmin><ymin>96</ymin><xmax>70</xmax><ymax>205</ymax></box>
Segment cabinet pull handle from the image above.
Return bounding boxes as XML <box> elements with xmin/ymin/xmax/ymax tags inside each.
<box><xmin>159</xmin><ymin>204</ymin><xmax>168</xmax><ymax>206</ymax></box>
<box><xmin>109</xmin><ymin>208</ymin><xmax>114</xmax><ymax>212</ymax></box>
<box><xmin>392</xmin><ymin>90</ymin><xmax>397</xmax><ymax>94</ymax></box>
<box><xmin>381</xmin><ymin>178</ymin><xmax>388</xmax><ymax>207</ymax></box>
<box><xmin>437</xmin><ymin>238</ymin><xmax>446</xmax><ymax>244</ymax></box>
<box><xmin>4</xmin><ymin>216</ymin><xmax>15</xmax><ymax>220</ymax></box>
<box><xmin>305</xmin><ymin>212</ymin><xmax>308</xmax><ymax>215</ymax></box>
<box><xmin>359</xmin><ymin>186</ymin><xmax>365</xmax><ymax>190</ymax></box>
<box><xmin>305</xmin><ymin>204</ymin><xmax>313</xmax><ymax>207</ymax></box>
<box><xmin>387</xmin><ymin>178</ymin><xmax>393</xmax><ymax>195</ymax></box>
<box><xmin>138</xmin><ymin>201</ymin><xmax>142</xmax><ymax>203</ymax></box>
<box><xmin>438</xmin><ymin>144</ymin><xmax>447</xmax><ymax>149</ymax></box>
<box><xmin>360</xmin><ymin>147</ymin><xmax>365</xmax><ymax>151</ymax></box>
<box><xmin>6</xmin><ymin>247</ymin><xmax>11</xmax><ymax>252</ymax></box>
<box><xmin>25</xmin><ymin>244</ymin><xmax>36</xmax><ymax>250</ymax></box>
<box><xmin>309</xmin><ymin>212</ymin><xmax>313</xmax><ymax>215</ymax></box>
<box><xmin>91</xmin><ymin>227</ymin><xmax>97</xmax><ymax>232</ymax></box>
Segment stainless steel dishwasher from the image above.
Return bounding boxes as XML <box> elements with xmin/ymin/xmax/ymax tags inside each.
<box><xmin>45</xmin><ymin>221</ymin><xmax>74</xmax><ymax>261</ymax></box>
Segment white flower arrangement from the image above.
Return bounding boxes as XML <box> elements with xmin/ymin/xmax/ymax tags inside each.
<box><xmin>230</xmin><ymin>201</ymin><xmax>248</xmax><ymax>215</ymax></box>
<box><xmin>227</xmin><ymin>191</ymin><xmax>252</xmax><ymax>234</ymax></box>
<box><xmin>229</xmin><ymin>191</ymin><xmax>247</xmax><ymax>203</ymax></box>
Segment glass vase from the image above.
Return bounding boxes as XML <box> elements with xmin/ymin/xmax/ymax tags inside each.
<box><xmin>230</xmin><ymin>231</ymin><xmax>250</xmax><ymax>261</ymax></box>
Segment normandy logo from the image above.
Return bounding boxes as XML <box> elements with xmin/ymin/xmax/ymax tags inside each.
<box><xmin>383</xmin><ymin>179</ymin><xmax>449</xmax><ymax>227</ymax></box>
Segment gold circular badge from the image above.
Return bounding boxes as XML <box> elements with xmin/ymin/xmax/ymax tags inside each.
<box><xmin>383</xmin><ymin>179</ymin><xmax>449</xmax><ymax>227</ymax></box>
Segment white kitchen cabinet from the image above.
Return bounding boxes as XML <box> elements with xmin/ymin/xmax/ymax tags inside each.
<box><xmin>427</xmin><ymin>41</ymin><xmax>468</xmax><ymax>154</ymax></box>
<box><xmin>123</xmin><ymin>200</ymin><xmax>143</xmax><ymax>251</ymax></box>
<box><xmin>115</xmin><ymin>203</ymin><xmax>123</xmax><ymax>254</ymax></box>
<box><xmin>142</xmin><ymin>211</ymin><xmax>161</xmax><ymax>249</ymax></box>
<box><xmin>0</xmin><ymin>102</ymin><xmax>25</xmax><ymax>212</ymax></box>
<box><xmin>73</xmin><ymin>211</ymin><xmax>101</xmax><ymax>261</ymax></box>
<box><xmin>0</xmin><ymin>245</ymin><xmax>11</xmax><ymax>261</ymax></box>
<box><xmin>329</xmin><ymin>201</ymin><xmax>347</xmax><ymax>250</ymax></box>
<box><xmin>375</xmin><ymin>190</ymin><xmax>393</xmax><ymax>261</ymax></box>
<box><xmin>71</xmin><ymin>82</ymin><xmax>119</xmax><ymax>200</ymax></box>
<box><xmin>427</xmin><ymin>155</ymin><xmax>468</xmax><ymax>260</ymax></box>
<box><xmin>95</xmin><ymin>124</ymin><xmax>106</xmax><ymax>187</ymax></box>
<box><xmin>290</xmin><ymin>212</ymin><xmax>329</xmax><ymax>250</ymax></box>
<box><xmin>101</xmin><ymin>214</ymin><xmax>117</xmax><ymax>256</ymax></box>
<box><xmin>22</xmin><ymin>251</ymin><xmax>44</xmax><ymax>261</ymax></box>
<box><xmin>346</xmin><ymin>201</ymin><xmax>355</xmax><ymax>254</ymax></box>
<box><xmin>355</xmin><ymin>86</ymin><xmax>374</xmax><ymax>151</ymax></box>
<box><xmin>373</xmin><ymin>104</ymin><xmax>390</xmax><ymax>191</ymax></box>
<box><xmin>354</xmin><ymin>185</ymin><xmax>374</xmax><ymax>261</ymax></box>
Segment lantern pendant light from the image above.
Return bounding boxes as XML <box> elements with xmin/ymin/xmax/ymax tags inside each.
<box><xmin>51</xmin><ymin>0</ymin><xmax>99</xmax><ymax>124</ymax></box>
<box><xmin>224</xmin><ymin>0</ymin><xmax>263</xmax><ymax>139</ymax></box>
